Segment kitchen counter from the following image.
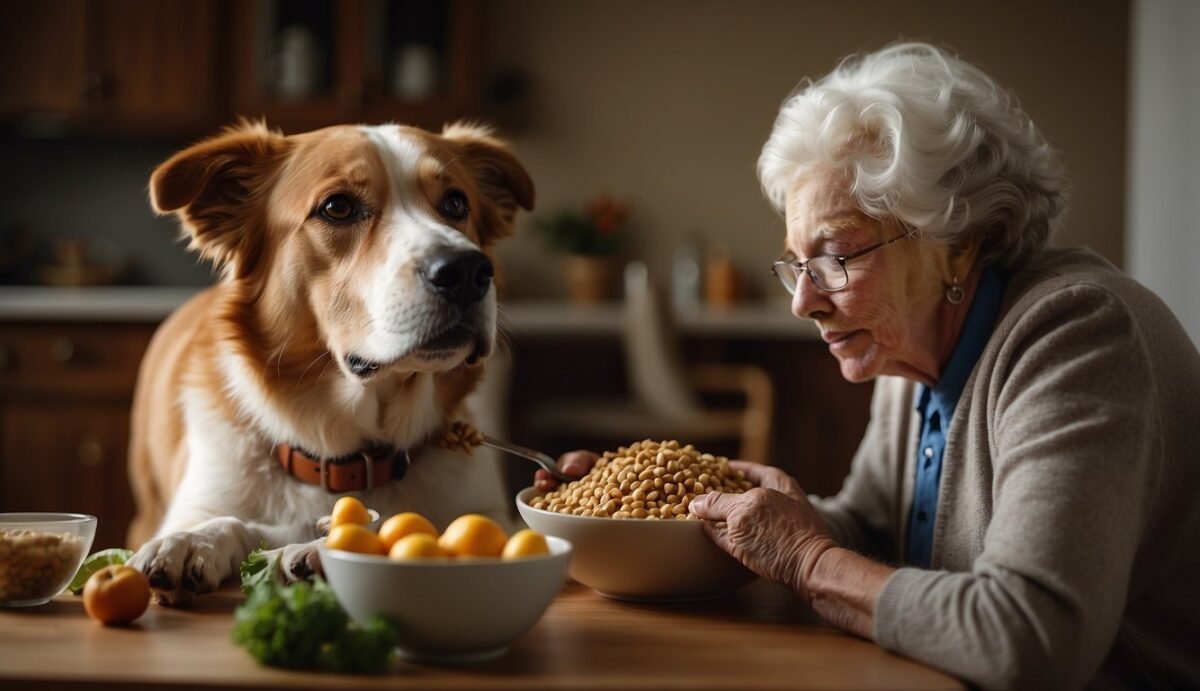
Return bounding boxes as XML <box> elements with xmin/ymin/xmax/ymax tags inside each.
<box><xmin>0</xmin><ymin>287</ymin><xmax>819</xmax><ymax>339</ymax></box>
<box><xmin>0</xmin><ymin>580</ymin><xmax>961</xmax><ymax>690</ymax></box>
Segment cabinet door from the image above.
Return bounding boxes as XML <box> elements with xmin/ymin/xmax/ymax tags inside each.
<box><xmin>89</xmin><ymin>0</ymin><xmax>222</xmax><ymax>131</ymax></box>
<box><xmin>229</xmin><ymin>0</ymin><xmax>364</xmax><ymax>133</ymax></box>
<box><xmin>361</xmin><ymin>0</ymin><xmax>482</xmax><ymax>129</ymax></box>
<box><xmin>0</xmin><ymin>402</ymin><xmax>137</xmax><ymax>550</ymax></box>
<box><xmin>0</xmin><ymin>1</ymin><xmax>88</xmax><ymax>118</ymax></box>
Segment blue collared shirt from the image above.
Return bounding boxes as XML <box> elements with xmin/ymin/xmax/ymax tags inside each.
<box><xmin>905</xmin><ymin>267</ymin><xmax>1007</xmax><ymax>568</ymax></box>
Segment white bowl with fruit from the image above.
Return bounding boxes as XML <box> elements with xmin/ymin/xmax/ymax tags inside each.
<box><xmin>317</xmin><ymin>499</ymin><xmax>572</xmax><ymax>663</ymax></box>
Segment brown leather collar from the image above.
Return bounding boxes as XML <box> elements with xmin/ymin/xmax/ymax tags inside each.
<box><xmin>276</xmin><ymin>443</ymin><xmax>411</xmax><ymax>493</ymax></box>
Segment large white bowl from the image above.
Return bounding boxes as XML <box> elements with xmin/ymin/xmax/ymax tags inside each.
<box><xmin>0</xmin><ymin>512</ymin><xmax>97</xmax><ymax>607</ymax></box>
<box><xmin>319</xmin><ymin>535</ymin><xmax>571</xmax><ymax>663</ymax></box>
<box><xmin>516</xmin><ymin>487</ymin><xmax>755</xmax><ymax>601</ymax></box>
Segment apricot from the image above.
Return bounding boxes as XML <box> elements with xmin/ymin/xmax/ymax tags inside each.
<box><xmin>325</xmin><ymin>523</ymin><xmax>385</xmax><ymax>555</ymax></box>
<box><xmin>330</xmin><ymin>496</ymin><xmax>372</xmax><ymax>528</ymax></box>
<box><xmin>501</xmin><ymin>529</ymin><xmax>550</xmax><ymax>560</ymax></box>
<box><xmin>82</xmin><ymin>565</ymin><xmax>151</xmax><ymax>626</ymax></box>
<box><xmin>377</xmin><ymin>512</ymin><xmax>437</xmax><ymax>551</ymax></box>
<box><xmin>388</xmin><ymin>533</ymin><xmax>448</xmax><ymax>560</ymax></box>
<box><xmin>437</xmin><ymin>514</ymin><xmax>507</xmax><ymax>558</ymax></box>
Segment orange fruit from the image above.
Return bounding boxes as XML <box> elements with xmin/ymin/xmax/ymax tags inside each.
<box><xmin>378</xmin><ymin>512</ymin><xmax>438</xmax><ymax>550</ymax></box>
<box><xmin>437</xmin><ymin>514</ymin><xmax>508</xmax><ymax>558</ymax></box>
<box><xmin>325</xmin><ymin>523</ymin><xmax>385</xmax><ymax>555</ymax></box>
<box><xmin>82</xmin><ymin>565</ymin><xmax>151</xmax><ymax>626</ymax></box>
<box><xmin>330</xmin><ymin>496</ymin><xmax>372</xmax><ymax>527</ymax></box>
<box><xmin>388</xmin><ymin>533</ymin><xmax>448</xmax><ymax>560</ymax></box>
<box><xmin>501</xmin><ymin>529</ymin><xmax>550</xmax><ymax>560</ymax></box>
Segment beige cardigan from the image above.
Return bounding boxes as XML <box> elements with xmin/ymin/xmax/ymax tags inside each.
<box><xmin>814</xmin><ymin>248</ymin><xmax>1200</xmax><ymax>690</ymax></box>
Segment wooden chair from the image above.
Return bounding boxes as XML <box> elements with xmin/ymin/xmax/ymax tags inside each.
<box><xmin>530</xmin><ymin>262</ymin><xmax>774</xmax><ymax>464</ymax></box>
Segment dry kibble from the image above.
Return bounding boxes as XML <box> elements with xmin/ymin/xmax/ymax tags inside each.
<box><xmin>0</xmin><ymin>529</ymin><xmax>85</xmax><ymax>602</ymax></box>
<box><xmin>437</xmin><ymin>420</ymin><xmax>486</xmax><ymax>453</ymax></box>
<box><xmin>533</xmin><ymin>439</ymin><xmax>754</xmax><ymax>520</ymax></box>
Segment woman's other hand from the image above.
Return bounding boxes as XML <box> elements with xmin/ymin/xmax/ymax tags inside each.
<box><xmin>727</xmin><ymin>460</ymin><xmax>807</xmax><ymax>501</ymax></box>
<box><xmin>533</xmin><ymin>449</ymin><xmax>596</xmax><ymax>492</ymax></box>
<box><xmin>690</xmin><ymin>483</ymin><xmax>836</xmax><ymax>600</ymax></box>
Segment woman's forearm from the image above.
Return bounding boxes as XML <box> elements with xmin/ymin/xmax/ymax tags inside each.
<box><xmin>804</xmin><ymin>546</ymin><xmax>895</xmax><ymax>639</ymax></box>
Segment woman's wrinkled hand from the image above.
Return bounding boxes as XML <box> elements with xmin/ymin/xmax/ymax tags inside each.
<box><xmin>726</xmin><ymin>460</ymin><xmax>807</xmax><ymax>501</ymax></box>
<box><xmin>533</xmin><ymin>450</ymin><xmax>596</xmax><ymax>493</ymax></box>
<box><xmin>689</xmin><ymin>481</ymin><xmax>836</xmax><ymax>600</ymax></box>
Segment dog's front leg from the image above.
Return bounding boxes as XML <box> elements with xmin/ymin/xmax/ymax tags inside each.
<box><xmin>253</xmin><ymin>538</ymin><xmax>326</xmax><ymax>585</ymax></box>
<box><xmin>129</xmin><ymin>516</ymin><xmax>265</xmax><ymax>606</ymax></box>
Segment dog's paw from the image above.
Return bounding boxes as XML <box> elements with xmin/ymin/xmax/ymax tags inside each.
<box><xmin>128</xmin><ymin>531</ymin><xmax>226</xmax><ymax>605</ymax></box>
<box><xmin>279</xmin><ymin>541</ymin><xmax>324</xmax><ymax>583</ymax></box>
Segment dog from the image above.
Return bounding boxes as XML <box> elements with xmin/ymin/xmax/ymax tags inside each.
<box><xmin>125</xmin><ymin>120</ymin><xmax>534</xmax><ymax>605</ymax></box>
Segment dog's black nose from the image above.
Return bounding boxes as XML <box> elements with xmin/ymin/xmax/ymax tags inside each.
<box><xmin>422</xmin><ymin>249</ymin><xmax>493</xmax><ymax>305</ymax></box>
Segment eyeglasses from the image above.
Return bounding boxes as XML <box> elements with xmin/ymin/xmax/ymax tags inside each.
<box><xmin>770</xmin><ymin>230</ymin><xmax>912</xmax><ymax>294</ymax></box>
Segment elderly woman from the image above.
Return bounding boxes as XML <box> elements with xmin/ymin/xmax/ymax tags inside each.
<box><xmin>540</xmin><ymin>43</ymin><xmax>1200</xmax><ymax>689</ymax></box>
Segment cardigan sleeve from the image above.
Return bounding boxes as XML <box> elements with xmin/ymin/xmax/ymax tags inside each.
<box><xmin>873</xmin><ymin>283</ymin><xmax>1160</xmax><ymax>690</ymax></box>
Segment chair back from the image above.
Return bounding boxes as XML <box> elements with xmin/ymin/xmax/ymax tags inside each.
<box><xmin>621</xmin><ymin>262</ymin><xmax>701</xmax><ymax>423</ymax></box>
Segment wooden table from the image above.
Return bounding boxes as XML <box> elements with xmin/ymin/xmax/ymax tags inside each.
<box><xmin>0</xmin><ymin>580</ymin><xmax>962</xmax><ymax>690</ymax></box>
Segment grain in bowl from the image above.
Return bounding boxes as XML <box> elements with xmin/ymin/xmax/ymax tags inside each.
<box><xmin>0</xmin><ymin>513</ymin><xmax>95</xmax><ymax>607</ymax></box>
<box><xmin>528</xmin><ymin>439</ymin><xmax>754</xmax><ymax>519</ymax></box>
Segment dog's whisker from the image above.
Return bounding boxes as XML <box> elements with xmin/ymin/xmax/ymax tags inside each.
<box><xmin>271</xmin><ymin>333</ymin><xmax>293</xmax><ymax>379</ymax></box>
<box><xmin>436</xmin><ymin>155</ymin><xmax>461</xmax><ymax>176</ymax></box>
<box><xmin>314</xmin><ymin>355</ymin><xmax>337</xmax><ymax>386</ymax></box>
<box><xmin>296</xmin><ymin>350</ymin><xmax>331</xmax><ymax>386</ymax></box>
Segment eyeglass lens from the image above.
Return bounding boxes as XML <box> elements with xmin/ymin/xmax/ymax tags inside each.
<box><xmin>774</xmin><ymin>256</ymin><xmax>846</xmax><ymax>294</ymax></box>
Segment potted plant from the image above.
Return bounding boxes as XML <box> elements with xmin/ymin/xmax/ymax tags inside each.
<box><xmin>533</xmin><ymin>195</ymin><xmax>627</xmax><ymax>303</ymax></box>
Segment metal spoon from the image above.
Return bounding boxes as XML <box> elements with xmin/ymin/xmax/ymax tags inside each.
<box><xmin>479</xmin><ymin>435</ymin><xmax>575</xmax><ymax>482</ymax></box>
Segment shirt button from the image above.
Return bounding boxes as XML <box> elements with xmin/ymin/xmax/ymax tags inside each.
<box><xmin>917</xmin><ymin>511</ymin><xmax>928</xmax><ymax>522</ymax></box>
<box><xmin>923</xmin><ymin>447</ymin><xmax>934</xmax><ymax>458</ymax></box>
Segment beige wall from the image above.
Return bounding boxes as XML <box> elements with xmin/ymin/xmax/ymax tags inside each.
<box><xmin>481</xmin><ymin>0</ymin><xmax>1129</xmax><ymax>300</ymax></box>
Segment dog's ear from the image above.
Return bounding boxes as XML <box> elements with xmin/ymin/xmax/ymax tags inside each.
<box><xmin>150</xmin><ymin>121</ymin><xmax>289</xmax><ymax>277</ymax></box>
<box><xmin>441</xmin><ymin>121</ymin><xmax>535</xmax><ymax>243</ymax></box>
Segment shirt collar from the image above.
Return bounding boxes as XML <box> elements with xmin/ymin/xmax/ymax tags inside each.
<box><xmin>916</xmin><ymin>267</ymin><xmax>1007</xmax><ymax>421</ymax></box>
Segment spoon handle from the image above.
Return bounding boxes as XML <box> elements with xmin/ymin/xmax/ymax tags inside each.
<box><xmin>479</xmin><ymin>435</ymin><xmax>574</xmax><ymax>482</ymax></box>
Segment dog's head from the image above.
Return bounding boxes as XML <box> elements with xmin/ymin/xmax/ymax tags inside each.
<box><xmin>150</xmin><ymin>121</ymin><xmax>533</xmax><ymax>383</ymax></box>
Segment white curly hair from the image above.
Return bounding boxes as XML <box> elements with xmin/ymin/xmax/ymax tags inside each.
<box><xmin>758</xmin><ymin>42</ymin><xmax>1067</xmax><ymax>268</ymax></box>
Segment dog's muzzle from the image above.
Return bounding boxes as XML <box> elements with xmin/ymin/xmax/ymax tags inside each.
<box><xmin>420</xmin><ymin>248</ymin><xmax>493</xmax><ymax>307</ymax></box>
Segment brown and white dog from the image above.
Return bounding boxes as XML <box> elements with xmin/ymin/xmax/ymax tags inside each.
<box><xmin>126</xmin><ymin>121</ymin><xmax>533</xmax><ymax>604</ymax></box>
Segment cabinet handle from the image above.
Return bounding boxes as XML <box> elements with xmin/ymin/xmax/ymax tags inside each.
<box><xmin>51</xmin><ymin>337</ymin><xmax>76</xmax><ymax>364</ymax></box>
<box><xmin>78</xmin><ymin>436</ymin><xmax>104</xmax><ymax>468</ymax></box>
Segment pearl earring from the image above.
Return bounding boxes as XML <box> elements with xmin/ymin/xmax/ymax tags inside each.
<box><xmin>945</xmin><ymin>276</ymin><xmax>965</xmax><ymax>305</ymax></box>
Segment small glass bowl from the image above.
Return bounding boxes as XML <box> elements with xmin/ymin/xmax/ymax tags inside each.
<box><xmin>0</xmin><ymin>513</ymin><xmax>97</xmax><ymax>607</ymax></box>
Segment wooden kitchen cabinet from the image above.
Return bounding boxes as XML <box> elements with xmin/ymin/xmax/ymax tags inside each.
<box><xmin>0</xmin><ymin>0</ymin><xmax>223</xmax><ymax>137</ymax></box>
<box><xmin>229</xmin><ymin>0</ymin><xmax>482</xmax><ymax>133</ymax></box>
<box><xmin>0</xmin><ymin>322</ymin><xmax>155</xmax><ymax>550</ymax></box>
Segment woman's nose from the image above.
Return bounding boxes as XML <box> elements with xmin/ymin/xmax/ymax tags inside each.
<box><xmin>791</xmin><ymin>272</ymin><xmax>831</xmax><ymax>320</ymax></box>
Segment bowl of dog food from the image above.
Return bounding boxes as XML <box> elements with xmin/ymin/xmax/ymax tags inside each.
<box><xmin>318</xmin><ymin>502</ymin><xmax>572</xmax><ymax>663</ymax></box>
<box><xmin>516</xmin><ymin>439</ymin><xmax>758</xmax><ymax>602</ymax></box>
<box><xmin>0</xmin><ymin>513</ymin><xmax>97</xmax><ymax>607</ymax></box>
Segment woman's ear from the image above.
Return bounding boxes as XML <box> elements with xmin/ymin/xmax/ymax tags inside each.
<box><xmin>150</xmin><ymin>121</ymin><xmax>289</xmax><ymax>276</ymax></box>
<box><xmin>441</xmin><ymin>121</ymin><xmax>535</xmax><ymax>244</ymax></box>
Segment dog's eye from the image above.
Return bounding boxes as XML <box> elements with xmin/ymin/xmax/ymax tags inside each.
<box><xmin>439</xmin><ymin>190</ymin><xmax>469</xmax><ymax>221</ymax></box>
<box><xmin>318</xmin><ymin>194</ymin><xmax>360</xmax><ymax>224</ymax></box>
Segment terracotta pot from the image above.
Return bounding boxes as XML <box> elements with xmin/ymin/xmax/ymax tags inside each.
<box><xmin>561</xmin><ymin>254</ymin><xmax>616</xmax><ymax>304</ymax></box>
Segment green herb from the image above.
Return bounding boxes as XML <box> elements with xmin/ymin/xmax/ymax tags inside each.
<box><xmin>68</xmin><ymin>548</ymin><xmax>134</xmax><ymax>595</ymax></box>
<box><xmin>239</xmin><ymin>545</ymin><xmax>276</xmax><ymax>593</ymax></box>
<box><xmin>231</xmin><ymin>576</ymin><xmax>401</xmax><ymax>675</ymax></box>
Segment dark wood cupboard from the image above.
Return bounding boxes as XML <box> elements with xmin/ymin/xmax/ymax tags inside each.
<box><xmin>0</xmin><ymin>322</ymin><xmax>155</xmax><ymax>550</ymax></box>
<box><xmin>0</xmin><ymin>0</ymin><xmax>483</xmax><ymax>138</ymax></box>
<box><xmin>0</xmin><ymin>0</ymin><xmax>222</xmax><ymax>137</ymax></box>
